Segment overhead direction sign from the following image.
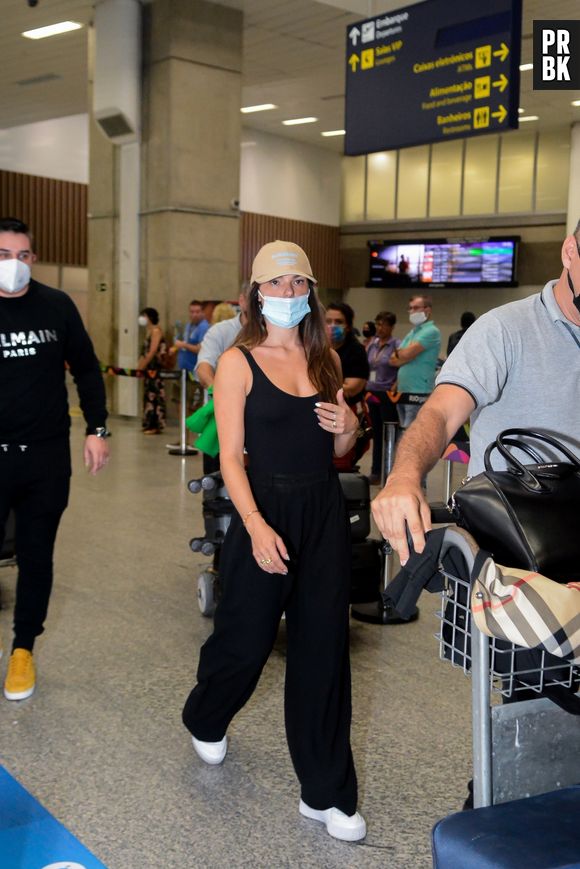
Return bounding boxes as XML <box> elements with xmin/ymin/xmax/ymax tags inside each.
<box><xmin>345</xmin><ymin>0</ymin><xmax>522</xmax><ymax>156</ymax></box>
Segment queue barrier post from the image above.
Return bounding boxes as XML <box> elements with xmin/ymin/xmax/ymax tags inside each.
<box><xmin>351</xmin><ymin>418</ymin><xmax>419</xmax><ymax>625</ymax></box>
<box><xmin>99</xmin><ymin>365</ymin><xmax>198</xmax><ymax>457</ymax></box>
<box><xmin>167</xmin><ymin>368</ymin><xmax>199</xmax><ymax>456</ymax></box>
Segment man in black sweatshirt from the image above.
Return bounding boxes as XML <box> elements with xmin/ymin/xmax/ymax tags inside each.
<box><xmin>0</xmin><ymin>217</ymin><xmax>109</xmax><ymax>701</ymax></box>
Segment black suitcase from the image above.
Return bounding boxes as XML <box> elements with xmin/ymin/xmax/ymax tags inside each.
<box><xmin>350</xmin><ymin>538</ymin><xmax>383</xmax><ymax>604</ymax></box>
<box><xmin>338</xmin><ymin>473</ymin><xmax>370</xmax><ymax>542</ymax></box>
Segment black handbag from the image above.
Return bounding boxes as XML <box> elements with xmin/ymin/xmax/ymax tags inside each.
<box><xmin>450</xmin><ymin>428</ymin><xmax>580</xmax><ymax>583</ymax></box>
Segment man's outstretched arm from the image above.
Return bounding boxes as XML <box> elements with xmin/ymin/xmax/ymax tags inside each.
<box><xmin>371</xmin><ymin>384</ymin><xmax>475</xmax><ymax>563</ymax></box>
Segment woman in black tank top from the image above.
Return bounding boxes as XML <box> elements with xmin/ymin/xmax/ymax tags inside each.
<box><xmin>182</xmin><ymin>242</ymin><xmax>367</xmax><ymax>842</ymax></box>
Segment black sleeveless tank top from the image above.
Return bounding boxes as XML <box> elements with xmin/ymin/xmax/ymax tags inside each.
<box><xmin>239</xmin><ymin>347</ymin><xmax>333</xmax><ymax>474</ymax></box>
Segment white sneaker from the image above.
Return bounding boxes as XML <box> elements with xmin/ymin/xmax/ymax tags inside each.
<box><xmin>191</xmin><ymin>734</ymin><xmax>228</xmax><ymax>765</ymax></box>
<box><xmin>299</xmin><ymin>799</ymin><xmax>366</xmax><ymax>841</ymax></box>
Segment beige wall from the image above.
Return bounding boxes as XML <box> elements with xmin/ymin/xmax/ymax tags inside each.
<box><xmin>32</xmin><ymin>263</ymin><xmax>90</xmax><ymax>326</ymax></box>
<box><xmin>341</xmin><ymin>125</ymin><xmax>571</xmax><ymax>223</ymax></box>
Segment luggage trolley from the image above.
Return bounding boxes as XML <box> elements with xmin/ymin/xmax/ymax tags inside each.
<box><xmin>436</xmin><ymin>526</ymin><xmax>580</xmax><ymax>809</ymax></box>
<box><xmin>188</xmin><ymin>472</ymin><xmax>233</xmax><ymax>617</ymax></box>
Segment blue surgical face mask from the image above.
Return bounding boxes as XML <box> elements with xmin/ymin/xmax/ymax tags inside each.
<box><xmin>258</xmin><ymin>290</ymin><xmax>311</xmax><ymax>329</ymax></box>
<box><xmin>328</xmin><ymin>324</ymin><xmax>346</xmax><ymax>344</ymax></box>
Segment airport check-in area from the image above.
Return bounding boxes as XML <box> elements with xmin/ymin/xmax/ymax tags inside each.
<box><xmin>1</xmin><ymin>0</ymin><xmax>580</xmax><ymax>866</ymax></box>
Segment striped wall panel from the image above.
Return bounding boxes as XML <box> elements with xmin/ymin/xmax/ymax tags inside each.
<box><xmin>240</xmin><ymin>212</ymin><xmax>345</xmax><ymax>289</ymax></box>
<box><xmin>0</xmin><ymin>170</ymin><xmax>88</xmax><ymax>266</ymax></box>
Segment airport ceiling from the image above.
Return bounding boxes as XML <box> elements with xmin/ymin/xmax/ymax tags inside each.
<box><xmin>1</xmin><ymin>0</ymin><xmax>580</xmax><ymax>154</ymax></box>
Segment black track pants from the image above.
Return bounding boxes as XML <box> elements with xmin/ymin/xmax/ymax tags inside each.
<box><xmin>182</xmin><ymin>470</ymin><xmax>358</xmax><ymax>816</ymax></box>
<box><xmin>0</xmin><ymin>439</ymin><xmax>71</xmax><ymax>650</ymax></box>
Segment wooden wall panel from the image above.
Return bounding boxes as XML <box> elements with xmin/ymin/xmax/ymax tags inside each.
<box><xmin>240</xmin><ymin>212</ymin><xmax>345</xmax><ymax>289</ymax></box>
<box><xmin>0</xmin><ymin>170</ymin><xmax>87</xmax><ymax>266</ymax></box>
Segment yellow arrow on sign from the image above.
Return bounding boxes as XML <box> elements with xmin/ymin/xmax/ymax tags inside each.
<box><xmin>349</xmin><ymin>53</ymin><xmax>360</xmax><ymax>72</ymax></box>
<box><xmin>493</xmin><ymin>42</ymin><xmax>509</xmax><ymax>62</ymax></box>
<box><xmin>492</xmin><ymin>104</ymin><xmax>507</xmax><ymax>123</ymax></box>
<box><xmin>492</xmin><ymin>73</ymin><xmax>508</xmax><ymax>92</ymax></box>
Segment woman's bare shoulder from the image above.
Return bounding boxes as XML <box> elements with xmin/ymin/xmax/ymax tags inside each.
<box><xmin>216</xmin><ymin>346</ymin><xmax>251</xmax><ymax>381</ymax></box>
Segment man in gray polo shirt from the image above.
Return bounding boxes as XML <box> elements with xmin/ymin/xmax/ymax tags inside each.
<box><xmin>195</xmin><ymin>285</ymin><xmax>248</xmax><ymax>473</ymax></box>
<box><xmin>371</xmin><ymin>224</ymin><xmax>580</xmax><ymax>565</ymax></box>
<box><xmin>195</xmin><ymin>286</ymin><xmax>248</xmax><ymax>391</ymax></box>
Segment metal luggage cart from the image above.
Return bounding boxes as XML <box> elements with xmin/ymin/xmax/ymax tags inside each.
<box><xmin>436</xmin><ymin>526</ymin><xmax>580</xmax><ymax>809</ymax></box>
<box><xmin>188</xmin><ymin>472</ymin><xmax>232</xmax><ymax>617</ymax></box>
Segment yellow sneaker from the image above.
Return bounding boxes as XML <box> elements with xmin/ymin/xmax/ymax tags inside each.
<box><xmin>4</xmin><ymin>649</ymin><xmax>35</xmax><ymax>700</ymax></box>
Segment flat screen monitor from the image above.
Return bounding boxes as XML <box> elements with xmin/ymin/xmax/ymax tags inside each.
<box><xmin>367</xmin><ymin>238</ymin><xmax>519</xmax><ymax>288</ymax></box>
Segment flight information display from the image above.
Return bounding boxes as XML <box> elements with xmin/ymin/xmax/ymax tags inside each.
<box><xmin>368</xmin><ymin>238</ymin><xmax>519</xmax><ymax>288</ymax></box>
<box><xmin>345</xmin><ymin>0</ymin><xmax>522</xmax><ymax>154</ymax></box>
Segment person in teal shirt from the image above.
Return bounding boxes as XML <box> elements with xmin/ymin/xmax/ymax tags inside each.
<box><xmin>389</xmin><ymin>294</ymin><xmax>441</xmax><ymax>430</ymax></box>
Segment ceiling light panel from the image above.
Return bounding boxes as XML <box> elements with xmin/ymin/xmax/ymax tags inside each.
<box><xmin>282</xmin><ymin>117</ymin><xmax>318</xmax><ymax>126</ymax></box>
<box><xmin>240</xmin><ymin>103</ymin><xmax>277</xmax><ymax>114</ymax></box>
<box><xmin>22</xmin><ymin>22</ymin><xmax>83</xmax><ymax>40</ymax></box>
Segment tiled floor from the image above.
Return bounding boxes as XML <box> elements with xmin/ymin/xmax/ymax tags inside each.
<box><xmin>0</xmin><ymin>417</ymin><xmax>472</xmax><ymax>868</ymax></box>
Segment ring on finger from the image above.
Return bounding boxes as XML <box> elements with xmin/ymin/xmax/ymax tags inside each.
<box><xmin>259</xmin><ymin>557</ymin><xmax>273</xmax><ymax>565</ymax></box>
<box><xmin>332</xmin><ymin>420</ymin><xmax>336</xmax><ymax>428</ymax></box>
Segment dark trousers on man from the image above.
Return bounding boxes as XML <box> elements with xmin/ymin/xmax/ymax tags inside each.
<box><xmin>182</xmin><ymin>470</ymin><xmax>358</xmax><ymax>816</ymax></box>
<box><xmin>0</xmin><ymin>439</ymin><xmax>70</xmax><ymax>650</ymax></box>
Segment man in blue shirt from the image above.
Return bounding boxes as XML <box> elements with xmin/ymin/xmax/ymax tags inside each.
<box><xmin>171</xmin><ymin>299</ymin><xmax>209</xmax><ymax>373</ymax></box>
<box><xmin>388</xmin><ymin>294</ymin><xmax>441</xmax><ymax>431</ymax></box>
<box><xmin>166</xmin><ymin>300</ymin><xmax>210</xmax><ymax>450</ymax></box>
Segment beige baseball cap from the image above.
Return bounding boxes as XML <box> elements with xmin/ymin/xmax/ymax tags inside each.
<box><xmin>250</xmin><ymin>240</ymin><xmax>317</xmax><ymax>285</ymax></box>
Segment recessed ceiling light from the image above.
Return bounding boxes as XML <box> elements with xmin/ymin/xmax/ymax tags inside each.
<box><xmin>321</xmin><ymin>130</ymin><xmax>345</xmax><ymax>137</ymax></box>
<box><xmin>282</xmin><ymin>117</ymin><xmax>318</xmax><ymax>126</ymax></box>
<box><xmin>22</xmin><ymin>21</ymin><xmax>83</xmax><ymax>40</ymax></box>
<box><xmin>519</xmin><ymin>63</ymin><xmax>534</xmax><ymax>71</ymax></box>
<box><xmin>518</xmin><ymin>107</ymin><xmax>525</xmax><ymax>114</ymax></box>
<box><xmin>571</xmin><ymin>100</ymin><xmax>580</xmax><ymax>107</ymax></box>
<box><xmin>519</xmin><ymin>115</ymin><xmax>539</xmax><ymax>122</ymax></box>
<box><xmin>240</xmin><ymin>103</ymin><xmax>277</xmax><ymax>114</ymax></box>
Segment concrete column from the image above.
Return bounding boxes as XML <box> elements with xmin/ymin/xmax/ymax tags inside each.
<box><xmin>88</xmin><ymin>0</ymin><xmax>242</xmax><ymax>416</ymax></box>
<box><xmin>141</xmin><ymin>0</ymin><xmax>243</xmax><ymax>329</ymax></box>
<box><xmin>87</xmin><ymin>16</ymin><xmax>118</xmax><ymax>410</ymax></box>
<box><xmin>567</xmin><ymin>122</ymin><xmax>580</xmax><ymax>236</ymax></box>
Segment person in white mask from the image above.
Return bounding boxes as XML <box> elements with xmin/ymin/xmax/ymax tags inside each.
<box><xmin>387</xmin><ymin>294</ymin><xmax>441</xmax><ymax>435</ymax></box>
<box><xmin>182</xmin><ymin>240</ymin><xmax>367</xmax><ymax>842</ymax></box>
<box><xmin>0</xmin><ymin>217</ymin><xmax>109</xmax><ymax>702</ymax></box>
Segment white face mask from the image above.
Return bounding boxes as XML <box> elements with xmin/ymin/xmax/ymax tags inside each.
<box><xmin>0</xmin><ymin>259</ymin><xmax>31</xmax><ymax>294</ymax></box>
<box><xmin>258</xmin><ymin>290</ymin><xmax>310</xmax><ymax>329</ymax></box>
<box><xmin>409</xmin><ymin>311</ymin><xmax>427</xmax><ymax>326</ymax></box>
<box><xmin>138</xmin><ymin>315</ymin><xmax>148</xmax><ymax>327</ymax></box>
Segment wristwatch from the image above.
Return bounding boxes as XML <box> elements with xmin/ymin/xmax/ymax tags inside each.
<box><xmin>86</xmin><ymin>426</ymin><xmax>111</xmax><ymax>438</ymax></box>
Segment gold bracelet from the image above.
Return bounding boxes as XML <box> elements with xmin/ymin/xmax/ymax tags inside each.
<box><xmin>242</xmin><ymin>509</ymin><xmax>260</xmax><ymax>525</ymax></box>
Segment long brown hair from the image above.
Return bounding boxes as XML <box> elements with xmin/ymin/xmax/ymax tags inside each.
<box><xmin>236</xmin><ymin>281</ymin><xmax>341</xmax><ymax>402</ymax></box>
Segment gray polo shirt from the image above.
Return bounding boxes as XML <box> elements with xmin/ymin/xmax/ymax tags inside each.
<box><xmin>436</xmin><ymin>281</ymin><xmax>580</xmax><ymax>475</ymax></box>
<box><xmin>195</xmin><ymin>314</ymin><xmax>243</xmax><ymax>376</ymax></box>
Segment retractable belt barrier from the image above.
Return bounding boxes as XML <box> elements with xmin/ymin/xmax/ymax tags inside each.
<box><xmin>99</xmin><ymin>363</ymin><xmax>182</xmax><ymax>380</ymax></box>
<box><xmin>99</xmin><ymin>364</ymin><xmax>199</xmax><ymax>455</ymax></box>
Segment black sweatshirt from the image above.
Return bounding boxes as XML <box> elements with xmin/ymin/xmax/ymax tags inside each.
<box><xmin>0</xmin><ymin>279</ymin><xmax>107</xmax><ymax>443</ymax></box>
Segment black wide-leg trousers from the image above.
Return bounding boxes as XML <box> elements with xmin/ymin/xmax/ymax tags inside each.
<box><xmin>182</xmin><ymin>470</ymin><xmax>358</xmax><ymax>816</ymax></box>
<box><xmin>0</xmin><ymin>439</ymin><xmax>71</xmax><ymax>650</ymax></box>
